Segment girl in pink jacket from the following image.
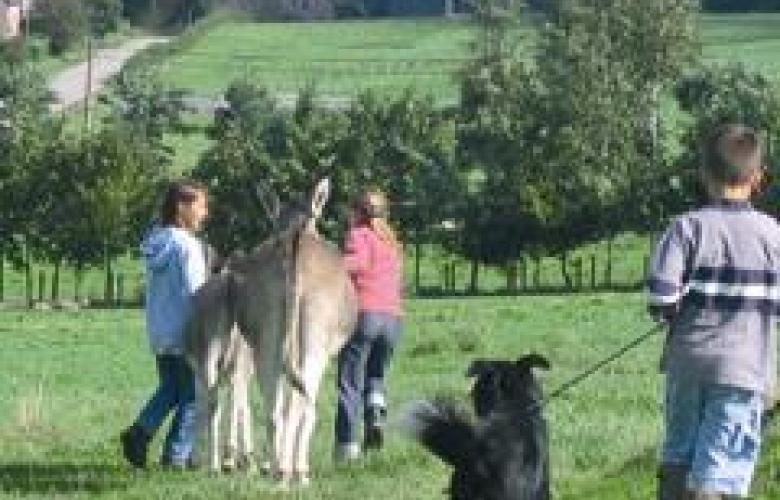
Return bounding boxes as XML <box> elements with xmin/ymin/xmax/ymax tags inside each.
<box><xmin>335</xmin><ymin>188</ymin><xmax>403</xmax><ymax>462</ymax></box>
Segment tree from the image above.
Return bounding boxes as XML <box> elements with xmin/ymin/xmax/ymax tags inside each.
<box><xmin>454</xmin><ymin>0</ymin><xmax>700</xmax><ymax>289</ymax></box>
<box><xmin>76</xmin><ymin>118</ymin><xmax>166</xmax><ymax>302</ymax></box>
<box><xmin>87</xmin><ymin>0</ymin><xmax>123</xmax><ymax>37</ymax></box>
<box><xmin>674</xmin><ymin>64</ymin><xmax>780</xmax><ymax>214</ymax></box>
<box><xmin>0</xmin><ymin>60</ymin><xmax>55</xmax><ymax>262</ymax></box>
<box><xmin>194</xmin><ymin>79</ymin><xmax>294</xmax><ymax>252</ymax></box>
<box><xmin>39</xmin><ymin>0</ymin><xmax>87</xmax><ymax>55</ymax></box>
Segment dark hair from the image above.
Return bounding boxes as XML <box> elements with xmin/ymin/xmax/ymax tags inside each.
<box><xmin>702</xmin><ymin>124</ymin><xmax>764</xmax><ymax>185</ymax></box>
<box><xmin>161</xmin><ymin>180</ymin><xmax>207</xmax><ymax>227</ymax></box>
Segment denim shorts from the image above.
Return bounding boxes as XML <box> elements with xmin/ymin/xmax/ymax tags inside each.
<box><xmin>663</xmin><ymin>376</ymin><xmax>764</xmax><ymax>497</ymax></box>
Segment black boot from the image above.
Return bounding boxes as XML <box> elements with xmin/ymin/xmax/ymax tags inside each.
<box><xmin>363</xmin><ymin>405</ymin><xmax>386</xmax><ymax>451</ymax></box>
<box><xmin>658</xmin><ymin>464</ymin><xmax>690</xmax><ymax>500</ymax></box>
<box><xmin>120</xmin><ymin>424</ymin><xmax>151</xmax><ymax>469</ymax></box>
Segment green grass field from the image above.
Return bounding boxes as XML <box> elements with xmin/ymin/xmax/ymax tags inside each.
<box><xmin>1</xmin><ymin>294</ymin><xmax>778</xmax><ymax>499</ymax></box>
<box><xmin>153</xmin><ymin>13</ymin><xmax>780</xmax><ymax>102</ymax></box>
<box><xmin>156</xmin><ymin>18</ymin><xmax>499</xmax><ymax>100</ymax></box>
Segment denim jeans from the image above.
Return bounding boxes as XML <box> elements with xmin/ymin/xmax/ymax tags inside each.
<box><xmin>335</xmin><ymin>312</ymin><xmax>402</xmax><ymax>446</ymax></box>
<box><xmin>136</xmin><ymin>354</ymin><xmax>197</xmax><ymax>464</ymax></box>
<box><xmin>663</xmin><ymin>376</ymin><xmax>764</xmax><ymax>497</ymax></box>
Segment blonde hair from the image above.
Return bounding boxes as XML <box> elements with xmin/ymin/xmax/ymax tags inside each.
<box><xmin>358</xmin><ymin>189</ymin><xmax>401</xmax><ymax>252</ymax></box>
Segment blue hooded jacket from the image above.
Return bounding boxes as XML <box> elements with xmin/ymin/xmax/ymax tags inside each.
<box><xmin>141</xmin><ymin>226</ymin><xmax>207</xmax><ymax>354</ymax></box>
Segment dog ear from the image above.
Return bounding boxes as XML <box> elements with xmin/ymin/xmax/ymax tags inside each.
<box><xmin>466</xmin><ymin>359</ymin><xmax>492</xmax><ymax>378</ymax></box>
<box><xmin>516</xmin><ymin>354</ymin><xmax>550</xmax><ymax>372</ymax></box>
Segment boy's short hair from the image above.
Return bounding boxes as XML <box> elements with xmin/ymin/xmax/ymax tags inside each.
<box><xmin>701</xmin><ymin>124</ymin><xmax>764</xmax><ymax>185</ymax></box>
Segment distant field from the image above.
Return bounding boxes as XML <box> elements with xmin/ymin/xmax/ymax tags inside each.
<box><xmin>701</xmin><ymin>13</ymin><xmax>780</xmax><ymax>80</ymax></box>
<box><xmin>154</xmin><ymin>14</ymin><xmax>780</xmax><ymax>102</ymax></box>
<box><xmin>157</xmin><ymin>19</ymin><xmax>488</xmax><ymax>100</ymax></box>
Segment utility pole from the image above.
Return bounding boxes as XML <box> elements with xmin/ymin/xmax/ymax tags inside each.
<box><xmin>83</xmin><ymin>33</ymin><xmax>92</xmax><ymax>134</ymax></box>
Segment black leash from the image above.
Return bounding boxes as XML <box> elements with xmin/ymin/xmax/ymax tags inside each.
<box><xmin>542</xmin><ymin>322</ymin><xmax>665</xmax><ymax>408</ymax></box>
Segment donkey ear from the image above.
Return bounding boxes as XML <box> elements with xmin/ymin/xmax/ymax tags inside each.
<box><xmin>516</xmin><ymin>354</ymin><xmax>550</xmax><ymax>372</ymax></box>
<box><xmin>310</xmin><ymin>178</ymin><xmax>330</xmax><ymax>220</ymax></box>
<box><xmin>255</xmin><ymin>181</ymin><xmax>281</xmax><ymax>225</ymax></box>
<box><xmin>466</xmin><ymin>359</ymin><xmax>493</xmax><ymax>378</ymax></box>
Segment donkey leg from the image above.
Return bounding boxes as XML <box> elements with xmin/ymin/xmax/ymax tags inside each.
<box><xmin>235</xmin><ymin>356</ymin><xmax>254</xmax><ymax>472</ymax></box>
<box><xmin>223</xmin><ymin>376</ymin><xmax>240</xmax><ymax>472</ymax></box>
<box><xmin>293</xmin><ymin>353</ymin><xmax>328</xmax><ymax>485</ymax></box>
<box><xmin>204</xmin><ymin>361</ymin><xmax>222</xmax><ymax>474</ymax></box>
<box><xmin>258</xmin><ymin>352</ymin><xmax>288</xmax><ymax>480</ymax></box>
<box><xmin>276</xmin><ymin>382</ymin><xmax>299</xmax><ymax>484</ymax></box>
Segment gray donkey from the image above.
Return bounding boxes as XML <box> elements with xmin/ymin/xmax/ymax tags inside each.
<box><xmin>185</xmin><ymin>179</ymin><xmax>358</xmax><ymax>484</ymax></box>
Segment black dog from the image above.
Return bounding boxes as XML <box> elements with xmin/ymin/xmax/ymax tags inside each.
<box><xmin>407</xmin><ymin>354</ymin><xmax>551</xmax><ymax>500</ymax></box>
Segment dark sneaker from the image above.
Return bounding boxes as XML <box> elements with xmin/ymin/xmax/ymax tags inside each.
<box><xmin>120</xmin><ymin>424</ymin><xmax>150</xmax><ymax>469</ymax></box>
<box><xmin>364</xmin><ymin>425</ymin><xmax>384</xmax><ymax>451</ymax></box>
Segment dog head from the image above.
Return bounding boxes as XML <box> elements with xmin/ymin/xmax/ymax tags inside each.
<box><xmin>466</xmin><ymin>354</ymin><xmax>550</xmax><ymax>418</ymax></box>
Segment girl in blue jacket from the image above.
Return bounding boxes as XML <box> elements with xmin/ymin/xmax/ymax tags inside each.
<box><xmin>121</xmin><ymin>180</ymin><xmax>208</xmax><ymax>469</ymax></box>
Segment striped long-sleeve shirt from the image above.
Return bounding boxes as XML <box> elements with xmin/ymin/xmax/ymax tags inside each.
<box><xmin>648</xmin><ymin>200</ymin><xmax>780</xmax><ymax>396</ymax></box>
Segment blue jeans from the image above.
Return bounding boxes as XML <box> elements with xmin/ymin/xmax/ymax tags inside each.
<box><xmin>663</xmin><ymin>376</ymin><xmax>764</xmax><ymax>497</ymax></box>
<box><xmin>335</xmin><ymin>312</ymin><xmax>402</xmax><ymax>445</ymax></box>
<box><xmin>136</xmin><ymin>355</ymin><xmax>197</xmax><ymax>464</ymax></box>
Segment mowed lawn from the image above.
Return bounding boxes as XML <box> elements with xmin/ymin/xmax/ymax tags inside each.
<box><xmin>1</xmin><ymin>293</ymin><xmax>778</xmax><ymax>499</ymax></box>
<box><xmin>155</xmin><ymin>14</ymin><xmax>780</xmax><ymax>102</ymax></box>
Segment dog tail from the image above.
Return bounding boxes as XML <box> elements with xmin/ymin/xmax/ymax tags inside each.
<box><xmin>402</xmin><ymin>398</ymin><xmax>477</xmax><ymax>468</ymax></box>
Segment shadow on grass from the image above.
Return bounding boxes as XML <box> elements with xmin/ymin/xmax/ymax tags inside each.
<box><xmin>0</xmin><ymin>462</ymin><xmax>129</xmax><ymax>495</ymax></box>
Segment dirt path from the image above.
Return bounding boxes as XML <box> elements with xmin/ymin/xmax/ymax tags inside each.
<box><xmin>49</xmin><ymin>37</ymin><xmax>168</xmax><ymax>112</ymax></box>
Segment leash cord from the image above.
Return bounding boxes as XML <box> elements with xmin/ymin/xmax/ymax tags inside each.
<box><xmin>543</xmin><ymin>322</ymin><xmax>665</xmax><ymax>405</ymax></box>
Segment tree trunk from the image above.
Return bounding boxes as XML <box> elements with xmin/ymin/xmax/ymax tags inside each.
<box><xmin>449</xmin><ymin>262</ymin><xmax>457</xmax><ymax>292</ymax></box>
<box><xmin>74</xmin><ymin>261</ymin><xmax>83</xmax><ymax>302</ymax></box>
<box><xmin>24</xmin><ymin>244</ymin><xmax>32</xmax><ymax>308</ymax></box>
<box><xmin>116</xmin><ymin>273</ymin><xmax>123</xmax><ymax>307</ymax></box>
<box><xmin>414</xmin><ymin>241</ymin><xmax>421</xmax><ymax>295</ymax></box>
<box><xmin>0</xmin><ymin>247</ymin><xmax>4</xmax><ymax>302</ymax></box>
<box><xmin>574</xmin><ymin>257</ymin><xmax>583</xmax><ymax>290</ymax></box>
<box><xmin>37</xmin><ymin>270</ymin><xmax>45</xmax><ymax>303</ymax></box>
<box><xmin>533</xmin><ymin>256</ymin><xmax>541</xmax><ymax>289</ymax></box>
<box><xmin>506</xmin><ymin>260</ymin><xmax>518</xmax><ymax>293</ymax></box>
<box><xmin>51</xmin><ymin>258</ymin><xmax>60</xmax><ymax>302</ymax></box>
<box><xmin>560</xmin><ymin>251</ymin><xmax>572</xmax><ymax>289</ymax></box>
<box><xmin>469</xmin><ymin>260</ymin><xmax>479</xmax><ymax>293</ymax></box>
<box><xmin>605</xmin><ymin>238</ymin><xmax>613</xmax><ymax>287</ymax></box>
<box><xmin>444</xmin><ymin>0</ymin><xmax>453</xmax><ymax>16</ymax></box>
<box><xmin>104</xmin><ymin>240</ymin><xmax>113</xmax><ymax>304</ymax></box>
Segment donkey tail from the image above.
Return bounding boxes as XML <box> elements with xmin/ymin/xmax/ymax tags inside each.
<box><xmin>282</xmin><ymin>230</ymin><xmax>307</xmax><ymax>397</ymax></box>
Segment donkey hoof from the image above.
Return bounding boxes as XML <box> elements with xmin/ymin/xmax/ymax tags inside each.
<box><xmin>221</xmin><ymin>459</ymin><xmax>236</xmax><ymax>473</ymax></box>
<box><xmin>236</xmin><ymin>453</ymin><xmax>256</xmax><ymax>473</ymax></box>
<box><xmin>259</xmin><ymin>460</ymin><xmax>273</xmax><ymax>477</ymax></box>
<box><xmin>293</xmin><ymin>470</ymin><xmax>311</xmax><ymax>487</ymax></box>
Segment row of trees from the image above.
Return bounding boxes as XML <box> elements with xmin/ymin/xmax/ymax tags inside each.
<box><xmin>3</xmin><ymin>0</ymin><xmax>780</xmax><ymax>298</ymax></box>
<box><xmin>0</xmin><ymin>57</ymin><xmax>185</xmax><ymax>301</ymax></box>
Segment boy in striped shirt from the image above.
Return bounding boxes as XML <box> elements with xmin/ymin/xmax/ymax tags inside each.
<box><xmin>649</xmin><ymin>124</ymin><xmax>780</xmax><ymax>499</ymax></box>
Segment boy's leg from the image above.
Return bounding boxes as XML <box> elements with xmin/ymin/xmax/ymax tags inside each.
<box><xmin>334</xmin><ymin>314</ymin><xmax>372</xmax><ymax>461</ymax></box>
<box><xmin>659</xmin><ymin>374</ymin><xmax>703</xmax><ymax>500</ymax></box>
<box><xmin>161</xmin><ymin>356</ymin><xmax>198</xmax><ymax>467</ymax></box>
<box><xmin>688</xmin><ymin>385</ymin><xmax>763</xmax><ymax>498</ymax></box>
<box><xmin>363</xmin><ymin>314</ymin><xmax>402</xmax><ymax>449</ymax></box>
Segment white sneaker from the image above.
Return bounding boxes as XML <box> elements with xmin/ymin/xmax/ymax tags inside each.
<box><xmin>333</xmin><ymin>442</ymin><xmax>360</xmax><ymax>463</ymax></box>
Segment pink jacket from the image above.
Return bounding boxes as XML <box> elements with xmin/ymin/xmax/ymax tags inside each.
<box><xmin>343</xmin><ymin>225</ymin><xmax>402</xmax><ymax>317</ymax></box>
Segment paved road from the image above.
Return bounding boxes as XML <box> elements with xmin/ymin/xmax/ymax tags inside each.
<box><xmin>49</xmin><ymin>37</ymin><xmax>168</xmax><ymax>112</ymax></box>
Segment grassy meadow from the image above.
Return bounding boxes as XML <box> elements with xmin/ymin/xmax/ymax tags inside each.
<box><xmin>153</xmin><ymin>13</ymin><xmax>780</xmax><ymax>102</ymax></box>
<box><xmin>0</xmin><ymin>294</ymin><xmax>778</xmax><ymax>499</ymax></box>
